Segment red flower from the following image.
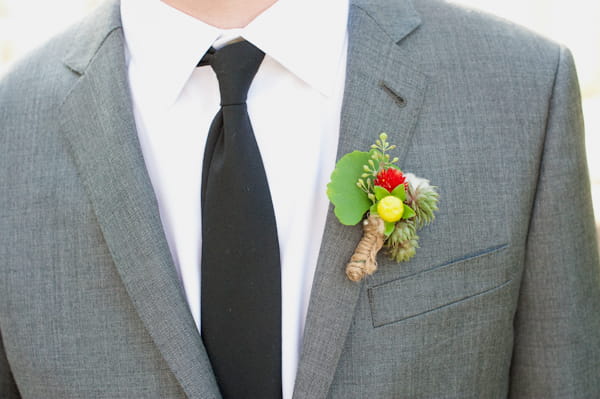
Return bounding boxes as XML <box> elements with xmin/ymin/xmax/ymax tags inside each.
<box><xmin>374</xmin><ymin>168</ymin><xmax>407</xmax><ymax>192</ymax></box>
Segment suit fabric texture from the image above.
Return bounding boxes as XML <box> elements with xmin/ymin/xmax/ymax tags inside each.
<box><xmin>1</xmin><ymin>0</ymin><xmax>599</xmax><ymax>398</ymax></box>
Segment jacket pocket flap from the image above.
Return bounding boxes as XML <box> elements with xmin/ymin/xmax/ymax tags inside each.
<box><xmin>368</xmin><ymin>244</ymin><xmax>511</xmax><ymax>327</ymax></box>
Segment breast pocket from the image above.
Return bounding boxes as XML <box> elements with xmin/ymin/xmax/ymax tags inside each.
<box><xmin>367</xmin><ymin>244</ymin><xmax>512</xmax><ymax>328</ymax></box>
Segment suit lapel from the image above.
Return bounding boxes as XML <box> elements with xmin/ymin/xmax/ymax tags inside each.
<box><xmin>293</xmin><ymin>1</ymin><xmax>428</xmax><ymax>398</ymax></box>
<box><xmin>58</xmin><ymin>2</ymin><xmax>219</xmax><ymax>398</ymax></box>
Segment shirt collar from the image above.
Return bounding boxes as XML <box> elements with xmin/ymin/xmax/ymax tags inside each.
<box><xmin>242</xmin><ymin>0</ymin><xmax>349</xmax><ymax>97</ymax></box>
<box><xmin>121</xmin><ymin>0</ymin><xmax>349</xmax><ymax>106</ymax></box>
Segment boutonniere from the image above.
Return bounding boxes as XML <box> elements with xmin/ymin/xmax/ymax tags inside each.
<box><xmin>327</xmin><ymin>133</ymin><xmax>439</xmax><ymax>282</ymax></box>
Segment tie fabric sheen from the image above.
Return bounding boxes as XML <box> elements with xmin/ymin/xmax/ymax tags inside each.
<box><xmin>198</xmin><ymin>41</ymin><xmax>282</xmax><ymax>399</ymax></box>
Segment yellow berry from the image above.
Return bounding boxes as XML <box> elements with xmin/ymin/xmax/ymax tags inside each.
<box><xmin>377</xmin><ymin>196</ymin><xmax>404</xmax><ymax>222</ymax></box>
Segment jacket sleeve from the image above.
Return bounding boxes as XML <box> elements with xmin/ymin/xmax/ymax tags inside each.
<box><xmin>508</xmin><ymin>46</ymin><xmax>600</xmax><ymax>397</ymax></box>
<box><xmin>0</xmin><ymin>332</ymin><xmax>21</xmax><ymax>398</ymax></box>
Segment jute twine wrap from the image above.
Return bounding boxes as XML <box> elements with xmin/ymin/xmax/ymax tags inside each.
<box><xmin>346</xmin><ymin>214</ymin><xmax>386</xmax><ymax>282</ymax></box>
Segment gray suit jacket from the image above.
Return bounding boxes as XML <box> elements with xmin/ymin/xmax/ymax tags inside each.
<box><xmin>1</xmin><ymin>0</ymin><xmax>599</xmax><ymax>398</ymax></box>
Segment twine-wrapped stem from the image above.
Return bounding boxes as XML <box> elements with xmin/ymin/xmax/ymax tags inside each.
<box><xmin>346</xmin><ymin>214</ymin><xmax>386</xmax><ymax>282</ymax></box>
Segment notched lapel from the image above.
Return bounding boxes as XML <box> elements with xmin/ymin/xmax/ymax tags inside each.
<box><xmin>58</xmin><ymin>5</ymin><xmax>220</xmax><ymax>398</ymax></box>
<box><xmin>293</xmin><ymin>2</ymin><xmax>428</xmax><ymax>398</ymax></box>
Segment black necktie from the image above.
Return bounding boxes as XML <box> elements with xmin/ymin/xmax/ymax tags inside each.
<box><xmin>198</xmin><ymin>41</ymin><xmax>282</xmax><ymax>399</ymax></box>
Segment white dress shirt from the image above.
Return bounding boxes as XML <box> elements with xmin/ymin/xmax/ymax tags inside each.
<box><xmin>120</xmin><ymin>0</ymin><xmax>348</xmax><ymax>396</ymax></box>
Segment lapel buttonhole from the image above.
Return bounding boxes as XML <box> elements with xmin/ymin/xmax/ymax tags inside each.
<box><xmin>380</xmin><ymin>81</ymin><xmax>407</xmax><ymax>108</ymax></box>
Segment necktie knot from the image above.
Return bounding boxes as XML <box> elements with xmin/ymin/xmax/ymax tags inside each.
<box><xmin>199</xmin><ymin>40</ymin><xmax>265</xmax><ymax>106</ymax></box>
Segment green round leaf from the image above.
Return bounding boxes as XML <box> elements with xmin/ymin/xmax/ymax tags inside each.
<box><xmin>327</xmin><ymin>151</ymin><xmax>372</xmax><ymax>225</ymax></box>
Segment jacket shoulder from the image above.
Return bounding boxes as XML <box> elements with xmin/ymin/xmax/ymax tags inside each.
<box><xmin>411</xmin><ymin>0</ymin><xmax>562</xmax><ymax>70</ymax></box>
<box><xmin>0</xmin><ymin>0</ymin><xmax>121</xmax><ymax>110</ymax></box>
<box><xmin>1</xmin><ymin>29</ymin><xmax>78</xmax><ymax>107</ymax></box>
